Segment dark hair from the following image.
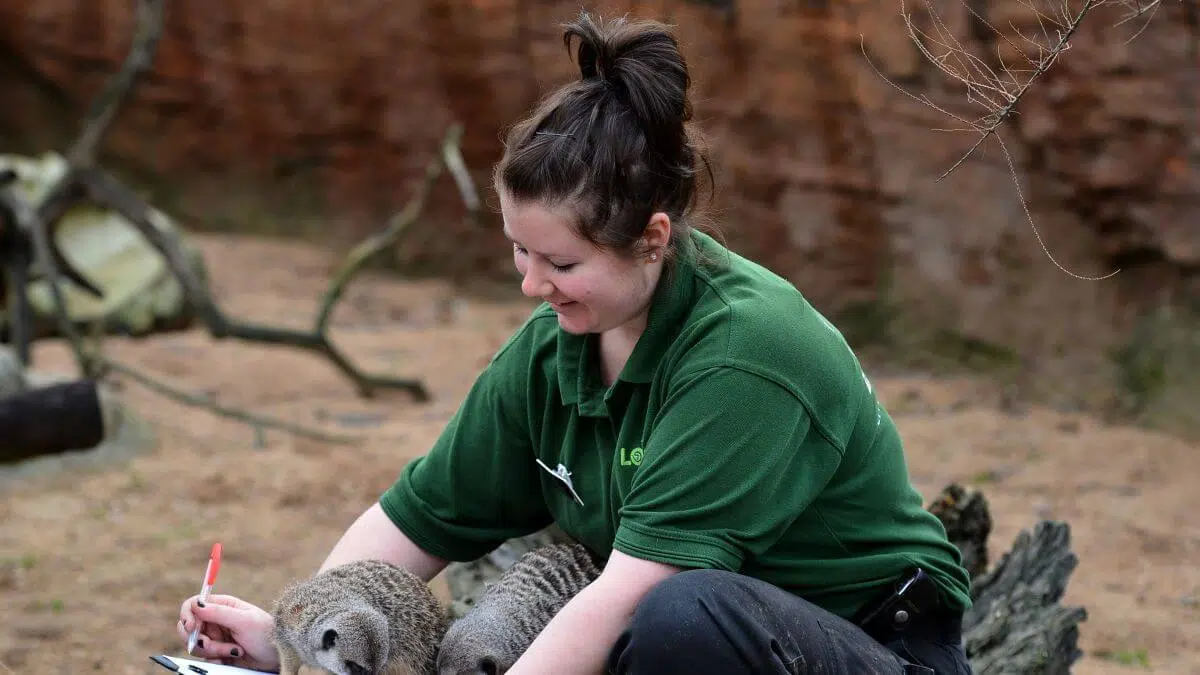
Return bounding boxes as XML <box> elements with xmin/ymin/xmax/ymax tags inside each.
<box><xmin>494</xmin><ymin>11</ymin><xmax>713</xmax><ymax>262</ymax></box>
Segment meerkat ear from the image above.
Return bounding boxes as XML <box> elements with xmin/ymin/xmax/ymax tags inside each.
<box><xmin>321</xmin><ymin>628</ymin><xmax>338</xmax><ymax>650</ymax></box>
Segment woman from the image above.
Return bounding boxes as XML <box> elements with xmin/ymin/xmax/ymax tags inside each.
<box><xmin>177</xmin><ymin>12</ymin><xmax>974</xmax><ymax>675</ymax></box>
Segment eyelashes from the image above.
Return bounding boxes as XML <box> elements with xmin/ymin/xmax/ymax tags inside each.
<box><xmin>513</xmin><ymin>244</ymin><xmax>576</xmax><ymax>273</ymax></box>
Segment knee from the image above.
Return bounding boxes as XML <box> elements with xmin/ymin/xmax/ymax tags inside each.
<box><xmin>626</xmin><ymin>569</ymin><xmax>741</xmax><ymax>645</ymax></box>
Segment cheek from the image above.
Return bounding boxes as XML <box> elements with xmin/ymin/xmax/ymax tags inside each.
<box><xmin>555</xmin><ymin>274</ymin><xmax>594</xmax><ymax>302</ymax></box>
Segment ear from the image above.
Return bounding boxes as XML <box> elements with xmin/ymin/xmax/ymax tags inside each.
<box><xmin>321</xmin><ymin>628</ymin><xmax>338</xmax><ymax>650</ymax></box>
<box><xmin>642</xmin><ymin>212</ymin><xmax>671</xmax><ymax>253</ymax></box>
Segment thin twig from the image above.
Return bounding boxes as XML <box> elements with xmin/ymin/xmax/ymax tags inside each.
<box><xmin>864</xmin><ymin>0</ymin><xmax>1120</xmax><ymax>281</ymax></box>
<box><xmin>97</xmin><ymin>356</ymin><xmax>364</xmax><ymax>445</ymax></box>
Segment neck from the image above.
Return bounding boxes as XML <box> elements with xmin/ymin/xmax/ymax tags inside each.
<box><xmin>598</xmin><ymin>310</ymin><xmax>649</xmax><ymax>387</ymax></box>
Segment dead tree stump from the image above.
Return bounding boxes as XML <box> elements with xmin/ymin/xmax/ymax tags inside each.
<box><xmin>962</xmin><ymin>521</ymin><xmax>1087</xmax><ymax>674</ymax></box>
<box><xmin>444</xmin><ymin>484</ymin><xmax>1087</xmax><ymax>673</ymax></box>
<box><xmin>928</xmin><ymin>482</ymin><xmax>993</xmax><ymax>579</ymax></box>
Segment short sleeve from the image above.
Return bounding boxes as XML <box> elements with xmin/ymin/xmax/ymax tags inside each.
<box><xmin>613</xmin><ymin>366</ymin><xmax>843</xmax><ymax>571</ymax></box>
<box><xmin>379</xmin><ymin>352</ymin><xmax>552</xmax><ymax>562</ymax></box>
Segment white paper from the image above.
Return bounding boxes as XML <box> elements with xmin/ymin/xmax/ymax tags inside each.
<box><xmin>151</xmin><ymin>654</ymin><xmax>274</xmax><ymax>674</ymax></box>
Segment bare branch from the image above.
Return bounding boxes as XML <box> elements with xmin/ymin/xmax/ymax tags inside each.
<box><xmin>316</xmin><ymin>125</ymin><xmax>474</xmax><ymax>336</ymax></box>
<box><xmin>1112</xmin><ymin>0</ymin><xmax>1164</xmax><ymax>42</ymax></box>
<box><xmin>1</xmin><ymin>0</ymin><xmax>490</xmax><ymax>450</ymax></box>
<box><xmin>66</xmin><ymin>0</ymin><xmax>166</xmax><ymax>167</ymax></box>
<box><xmin>0</xmin><ymin>179</ymin><xmax>96</xmax><ymax>374</ymax></box>
<box><xmin>0</xmin><ymin>0</ymin><xmax>166</xmax><ymax>377</ymax></box>
<box><xmin>96</xmin><ymin>356</ymin><xmax>365</xmax><ymax>445</ymax></box>
<box><xmin>867</xmin><ymin>0</ymin><xmax>1120</xmax><ymax>281</ymax></box>
<box><xmin>61</xmin><ymin>165</ymin><xmax>433</xmax><ymax>401</ymax></box>
<box><xmin>442</xmin><ymin>127</ymin><xmax>483</xmax><ymax>220</ymax></box>
<box><xmin>1112</xmin><ymin>0</ymin><xmax>1163</xmax><ymax>27</ymax></box>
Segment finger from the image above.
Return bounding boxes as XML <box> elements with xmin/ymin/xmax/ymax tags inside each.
<box><xmin>188</xmin><ymin>633</ymin><xmax>230</xmax><ymax>661</ymax></box>
<box><xmin>198</xmin><ymin>594</ymin><xmax>247</xmax><ymax>609</ymax></box>
<box><xmin>193</xmin><ymin>601</ymin><xmax>251</xmax><ymax>633</ymax></box>
<box><xmin>203</xmin><ymin>623</ymin><xmax>234</xmax><ymax>646</ymax></box>
<box><xmin>179</xmin><ymin>595</ymin><xmax>201</xmax><ymax>624</ymax></box>
<box><xmin>179</xmin><ymin>613</ymin><xmax>205</xmax><ymax>637</ymax></box>
<box><xmin>192</xmin><ymin>635</ymin><xmax>246</xmax><ymax>663</ymax></box>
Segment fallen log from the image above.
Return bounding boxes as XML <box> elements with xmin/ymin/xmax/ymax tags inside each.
<box><xmin>445</xmin><ymin>484</ymin><xmax>1087</xmax><ymax>674</ymax></box>
<box><xmin>0</xmin><ymin>378</ymin><xmax>106</xmax><ymax>464</ymax></box>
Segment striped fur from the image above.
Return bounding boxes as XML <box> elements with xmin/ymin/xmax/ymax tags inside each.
<box><xmin>436</xmin><ymin>543</ymin><xmax>602</xmax><ymax>675</ymax></box>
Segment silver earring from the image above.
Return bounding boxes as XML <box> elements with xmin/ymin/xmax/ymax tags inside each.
<box><xmin>649</xmin><ymin>252</ymin><xmax>658</xmax><ymax>262</ymax></box>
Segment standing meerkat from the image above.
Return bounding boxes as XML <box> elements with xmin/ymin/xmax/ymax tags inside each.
<box><xmin>271</xmin><ymin>559</ymin><xmax>449</xmax><ymax>675</ymax></box>
<box><xmin>436</xmin><ymin>543</ymin><xmax>602</xmax><ymax>675</ymax></box>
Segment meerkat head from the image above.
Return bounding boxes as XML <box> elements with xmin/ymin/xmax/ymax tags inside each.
<box><xmin>309</xmin><ymin>606</ymin><xmax>390</xmax><ymax>675</ymax></box>
<box><xmin>436</xmin><ymin>611</ymin><xmax>519</xmax><ymax>675</ymax></box>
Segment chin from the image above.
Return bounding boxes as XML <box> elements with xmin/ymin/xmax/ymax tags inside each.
<box><xmin>556</xmin><ymin>314</ymin><xmax>594</xmax><ymax>335</ymax></box>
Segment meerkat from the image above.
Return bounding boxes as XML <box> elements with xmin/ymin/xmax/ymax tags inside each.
<box><xmin>436</xmin><ymin>543</ymin><xmax>602</xmax><ymax>675</ymax></box>
<box><xmin>271</xmin><ymin>559</ymin><xmax>449</xmax><ymax>675</ymax></box>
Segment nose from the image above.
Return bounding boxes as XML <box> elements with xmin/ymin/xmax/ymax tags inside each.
<box><xmin>520</xmin><ymin>263</ymin><xmax>552</xmax><ymax>299</ymax></box>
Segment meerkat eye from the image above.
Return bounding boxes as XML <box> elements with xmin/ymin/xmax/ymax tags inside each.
<box><xmin>478</xmin><ymin>656</ymin><xmax>500</xmax><ymax>675</ymax></box>
<box><xmin>321</xmin><ymin>628</ymin><xmax>337</xmax><ymax>650</ymax></box>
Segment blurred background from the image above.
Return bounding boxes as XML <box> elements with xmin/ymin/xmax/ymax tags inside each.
<box><xmin>1</xmin><ymin>0</ymin><xmax>1198</xmax><ymax>427</ymax></box>
<box><xmin>0</xmin><ymin>0</ymin><xmax>1197</xmax><ymax>673</ymax></box>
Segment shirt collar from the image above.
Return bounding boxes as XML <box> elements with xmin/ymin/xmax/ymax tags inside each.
<box><xmin>557</xmin><ymin>231</ymin><xmax>700</xmax><ymax>413</ymax></box>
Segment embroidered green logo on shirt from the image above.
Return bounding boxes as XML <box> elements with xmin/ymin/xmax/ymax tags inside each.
<box><xmin>619</xmin><ymin>447</ymin><xmax>644</xmax><ymax>467</ymax></box>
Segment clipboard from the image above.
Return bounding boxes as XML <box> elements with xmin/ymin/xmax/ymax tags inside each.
<box><xmin>150</xmin><ymin>654</ymin><xmax>273</xmax><ymax>674</ymax></box>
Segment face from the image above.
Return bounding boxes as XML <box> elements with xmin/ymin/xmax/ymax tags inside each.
<box><xmin>498</xmin><ymin>190</ymin><xmax>668</xmax><ymax>337</ymax></box>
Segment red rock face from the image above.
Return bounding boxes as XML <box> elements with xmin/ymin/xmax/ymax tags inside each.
<box><xmin>0</xmin><ymin>0</ymin><xmax>1195</xmax><ymax>359</ymax></box>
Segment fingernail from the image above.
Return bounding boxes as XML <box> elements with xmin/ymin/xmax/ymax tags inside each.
<box><xmin>230</xmin><ymin>648</ymin><xmax>241</xmax><ymax>657</ymax></box>
<box><xmin>197</xmin><ymin>601</ymin><xmax>206</xmax><ymax>608</ymax></box>
<box><xmin>197</xmin><ymin>639</ymin><xmax>204</xmax><ymax>649</ymax></box>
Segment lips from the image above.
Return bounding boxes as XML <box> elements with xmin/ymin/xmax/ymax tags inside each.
<box><xmin>549</xmin><ymin>300</ymin><xmax>576</xmax><ymax>311</ymax></box>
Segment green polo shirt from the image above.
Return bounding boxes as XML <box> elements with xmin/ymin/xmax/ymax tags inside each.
<box><xmin>379</xmin><ymin>230</ymin><xmax>972</xmax><ymax>619</ymax></box>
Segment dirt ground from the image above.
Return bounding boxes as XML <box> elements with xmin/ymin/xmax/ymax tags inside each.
<box><xmin>1</xmin><ymin>232</ymin><xmax>1197</xmax><ymax>674</ymax></box>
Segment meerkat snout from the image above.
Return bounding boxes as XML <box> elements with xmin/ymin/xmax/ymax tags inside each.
<box><xmin>271</xmin><ymin>559</ymin><xmax>448</xmax><ymax>675</ymax></box>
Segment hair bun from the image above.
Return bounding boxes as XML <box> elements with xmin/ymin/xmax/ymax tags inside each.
<box><xmin>565</xmin><ymin>13</ymin><xmax>619</xmax><ymax>88</ymax></box>
<box><xmin>570</xmin><ymin>25</ymin><xmax>612</xmax><ymax>83</ymax></box>
<box><xmin>562</xmin><ymin>12</ymin><xmax>692</xmax><ymax>150</ymax></box>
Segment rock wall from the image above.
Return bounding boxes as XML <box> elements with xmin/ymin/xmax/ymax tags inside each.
<box><xmin>0</xmin><ymin>0</ymin><xmax>1196</xmax><ymax>403</ymax></box>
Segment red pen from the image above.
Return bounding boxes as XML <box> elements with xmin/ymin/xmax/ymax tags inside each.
<box><xmin>187</xmin><ymin>542</ymin><xmax>222</xmax><ymax>655</ymax></box>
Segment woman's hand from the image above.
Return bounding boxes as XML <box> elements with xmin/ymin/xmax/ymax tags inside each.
<box><xmin>177</xmin><ymin>593</ymin><xmax>281</xmax><ymax>672</ymax></box>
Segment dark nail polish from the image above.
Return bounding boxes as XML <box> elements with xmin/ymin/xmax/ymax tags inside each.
<box><xmin>230</xmin><ymin>647</ymin><xmax>241</xmax><ymax>657</ymax></box>
<box><xmin>197</xmin><ymin>639</ymin><xmax>204</xmax><ymax>649</ymax></box>
<box><xmin>197</xmin><ymin>601</ymin><xmax>206</xmax><ymax>608</ymax></box>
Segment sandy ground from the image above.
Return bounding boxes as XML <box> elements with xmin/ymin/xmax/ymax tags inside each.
<box><xmin>1</xmin><ymin>232</ymin><xmax>1197</xmax><ymax>675</ymax></box>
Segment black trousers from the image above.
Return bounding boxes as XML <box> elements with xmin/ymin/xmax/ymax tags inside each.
<box><xmin>606</xmin><ymin>569</ymin><xmax>973</xmax><ymax>675</ymax></box>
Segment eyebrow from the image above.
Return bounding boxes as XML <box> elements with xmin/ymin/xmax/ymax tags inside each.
<box><xmin>502</xmin><ymin>226</ymin><xmax>575</xmax><ymax>260</ymax></box>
